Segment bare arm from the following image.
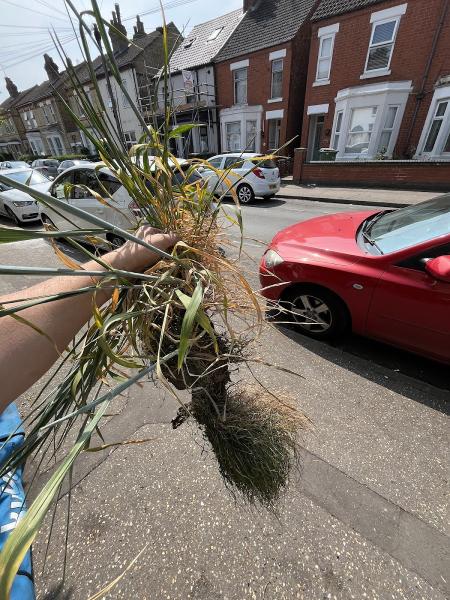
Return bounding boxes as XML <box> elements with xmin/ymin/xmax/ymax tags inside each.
<box><xmin>0</xmin><ymin>228</ymin><xmax>178</xmax><ymax>413</ymax></box>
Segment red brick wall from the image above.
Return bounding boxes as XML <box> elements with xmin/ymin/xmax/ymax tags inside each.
<box><xmin>297</xmin><ymin>161</ymin><xmax>450</xmax><ymax>191</ymax></box>
<box><xmin>301</xmin><ymin>0</ymin><xmax>450</xmax><ymax>157</ymax></box>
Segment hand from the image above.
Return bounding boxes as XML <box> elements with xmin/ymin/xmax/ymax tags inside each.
<box><xmin>109</xmin><ymin>226</ymin><xmax>179</xmax><ymax>273</ymax></box>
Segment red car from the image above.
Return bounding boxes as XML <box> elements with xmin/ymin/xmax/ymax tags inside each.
<box><xmin>260</xmin><ymin>195</ymin><xmax>450</xmax><ymax>364</ymax></box>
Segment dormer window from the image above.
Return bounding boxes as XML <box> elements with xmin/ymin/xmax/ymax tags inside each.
<box><xmin>207</xmin><ymin>27</ymin><xmax>223</xmax><ymax>42</ymax></box>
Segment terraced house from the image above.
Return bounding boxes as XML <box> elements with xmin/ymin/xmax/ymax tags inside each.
<box><xmin>295</xmin><ymin>0</ymin><xmax>450</xmax><ymax>189</ymax></box>
<box><xmin>0</xmin><ymin>78</ymin><xmax>36</xmax><ymax>158</ymax></box>
<box><xmin>214</xmin><ymin>0</ymin><xmax>319</xmax><ymax>157</ymax></box>
<box><xmin>155</xmin><ymin>9</ymin><xmax>243</xmax><ymax>158</ymax></box>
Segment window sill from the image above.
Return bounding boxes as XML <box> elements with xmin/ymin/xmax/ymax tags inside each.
<box><xmin>267</xmin><ymin>97</ymin><xmax>283</xmax><ymax>104</ymax></box>
<box><xmin>313</xmin><ymin>80</ymin><xmax>330</xmax><ymax>87</ymax></box>
<box><xmin>360</xmin><ymin>69</ymin><xmax>391</xmax><ymax>80</ymax></box>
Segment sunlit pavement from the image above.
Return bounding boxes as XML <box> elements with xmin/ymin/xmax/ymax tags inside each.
<box><xmin>0</xmin><ymin>198</ymin><xmax>448</xmax><ymax>599</ymax></box>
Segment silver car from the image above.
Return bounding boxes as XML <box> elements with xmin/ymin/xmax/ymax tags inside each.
<box><xmin>0</xmin><ymin>161</ymin><xmax>30</xmax><ymax>170</ymax></box>
<box><xmin>31</xmin><ymin>158</ymin><xmax>60</xmax><ymax>178</ymax></box>
<box><xmin>57</xmin><ymin>159</ymin><xmax>92</xmax><ymax>176</ymax></box>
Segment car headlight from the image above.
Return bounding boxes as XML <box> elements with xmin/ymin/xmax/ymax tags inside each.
<box><xmin>264</xmin><ymin>249</ymin><xmax>284</xmax><ymax>269</ymax></box>
<box><xmin>12</xmin><ymin>201</ymin><xmax>34</xmax><ymax>207</ymax></box>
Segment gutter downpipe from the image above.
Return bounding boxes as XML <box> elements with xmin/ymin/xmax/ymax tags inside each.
<box><xmin>405</xmin><ymin>0</ymin><xmax>450</xmax><ymax>153</ymax></box>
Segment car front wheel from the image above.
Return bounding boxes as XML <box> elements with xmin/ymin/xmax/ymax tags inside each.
<box><xmin>236</xmin><ymin>183</ymin><xmax>255</xmax><ymax>204</ymax></box>
<box><xmin>280</xmin><ymin>285</ymin><xmax>350</xmax><ymax>340</ymax></box>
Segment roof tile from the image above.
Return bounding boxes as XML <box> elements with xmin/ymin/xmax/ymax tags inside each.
<box><xmin>312</xmin><ymin>0</ymin><xmax>388</xmax><ymax>21</ymax></box>
<box><xmin>214</xmin><ymin>0</ymin><xmax>317</xmax><ymax>63</ymax></box>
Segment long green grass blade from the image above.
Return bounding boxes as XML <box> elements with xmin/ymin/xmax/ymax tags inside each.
<box><xmin>177</xmin><ymin>282</ymin><xmax>203</xmax><ymax>370</ymax></box>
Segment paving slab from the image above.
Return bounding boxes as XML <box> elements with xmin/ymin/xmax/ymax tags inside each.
<box><xmin>33</xmin><ymin>424</ymin><xmax>448</xmax><ymax>600</ymax></box>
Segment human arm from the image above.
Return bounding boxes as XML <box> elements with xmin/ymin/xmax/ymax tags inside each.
<box><xmin>0</xmin><ymin>227</ymin><xmax>178</xmax><ymax>413</ymax></box>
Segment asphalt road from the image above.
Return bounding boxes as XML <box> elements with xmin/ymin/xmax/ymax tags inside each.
<box><xmin>0</xmin><ymin>198</ymin><xmax>449</xmax><ymax>599</ymax></box>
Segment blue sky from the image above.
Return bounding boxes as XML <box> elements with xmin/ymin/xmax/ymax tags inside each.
<box><xmin>0</xmin><ymin>0</ymin><xmax>242</xmax><ymax>102</ymax></box>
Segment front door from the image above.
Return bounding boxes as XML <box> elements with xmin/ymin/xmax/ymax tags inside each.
<box><xmin>366</xmin><ymin>242</ymin><xmax>450</xmax><ymax>362</ymax></box>
<box><xmin>309</xmin><ymin>115</ymin><xmax>325</xmax><ymax>161</ymax></box>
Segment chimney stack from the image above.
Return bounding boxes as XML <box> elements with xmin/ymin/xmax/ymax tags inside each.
<box><xmin>5</xmin><ymin>77</ymin><xmax>19</xmax><ymax>98</ymax></box>
<box><xmin>133</xmin><ymin>15</ymin><xmax>146</xmax><ymax>40</ymax></box>
<box><xmin>44</xmin><ymin>54</ymin><xmax>60</xmax><ymax>82</ymax></box>
<box><xmin>110</xmin><ymin>3</ymin><xmax>128</xmax><ymax>54</ymax></box>
<box><xmin>243</xmin><ymin>0</ymin><xmax>258</xmax><ymax>11</ymax></box>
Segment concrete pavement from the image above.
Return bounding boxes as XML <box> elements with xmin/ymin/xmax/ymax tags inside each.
<box><xmin>277</xmin><ymin>178</ymin><xmax>443</xmax><ymax>208</ymax></box>
<box><xmin>0</xmin><ymin>199</ymin><xmax>448</xmax><ymax>599</ymax></box>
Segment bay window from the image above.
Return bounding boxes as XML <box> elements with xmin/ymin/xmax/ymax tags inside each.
<box><xmin>331</xmin><ymin>81</ymin><xmax>412</xmax><ymax>159</ymax></box>
<box><xmin>416</xmin><ymin>86</ymin><xmax>450</xmax><ymax>159</ymax></box>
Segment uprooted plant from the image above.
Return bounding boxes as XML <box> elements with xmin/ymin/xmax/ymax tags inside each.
<box><xmin>0</xmin><ymin>1</ymin><xmax>309</xmax><ymax>595</ymax></box>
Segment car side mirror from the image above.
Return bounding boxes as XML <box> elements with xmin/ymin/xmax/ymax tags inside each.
<box><xmin>425</xmin><ymin>256</ymin><xmax>450</xmax><ymax>283</ymax></box>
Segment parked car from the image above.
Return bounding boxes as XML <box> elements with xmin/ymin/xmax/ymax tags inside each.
<box><xmin>0</xmin><ymin>161</ymin><xmax>30</xmax><ymax>170</ymax></box>
<box><xmin>199</xmin><ymin>153</ymin><xmax>280</xmax><ymax>204</ymax></box>
<box><xmin>31</xmin><ymin>158</ymin><xmax>59</xmax><ymax>178</ymax></box>
<box><xmin>260</xmin><ymin>194</ymin><xmax>450</xmax><ymax>364</ymax></box>
<box><xmin>41</xmin><ymin>160</ymin><xmax>205</xmax><ymax>247</ymax></box>
<box><xmin>0</xmin><ymin>168</ymin><xmax>51</xmax><ymax>224</ymax></box>
<box><xmin>57</xmin><ymin>159</ymin><xmax>92</xmax><ymax>176</ymax></box>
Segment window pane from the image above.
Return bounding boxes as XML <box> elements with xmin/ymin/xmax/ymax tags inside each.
<box><xmin>444</xmin><ymin>131</ymin><xmax>450</xmax><ymax>153</ymax></box>
<box><xmin>224</xmin><ymin>157</ymin><xmax>244</xmax><ymax>169</ymax></box>
<box><xmin>345</xmin><ymin>107</ymin><xmax>377</xmax><ymax>154</ymax></box>
<box><xmin>378</xmin><ymin>131</ymin><xmax>392</xmax><ymax>151</ymax></box>
<box><xmin>226</xmin><ymin>122</ymin><xmax>241</xmax><ymax>151</ymax></box>
<box><xmin>424</xmin><ymin>120</ymin><xmax>443</xmax><ymax>153</ymax></box>
<box><xmin>246</xmin><ymin>120</ymin><xmax>257</xmax><ymax>151</ymax></box>
<box><xmin>208</xmin><ymin>158</ymin><xmax>222</xmax><ymax>169</ymax></box>
<box><xmin>271</xmin><ymin>64</ymin><xmax>283</xmax><ymax>98</ymax></box>
<box><xmin>372</xmin><ymin>20</ymin><xmax>396</xmax><ymax>44</ymax></box>
<box><xmin>384</xmin><ymin>106</ymin><xmax>398</xmax><ymax>129</ymax></box>
<box><xmin>317</xmin><ymin>57</ymin><xmax>331</xmax><ymax>80</ymax></box>
<box><xmin>333</xmin><ymin>133</ymin><xmax>340</xmax><ymax>150</ymax></box>
<box><xmin>367</xmin><ymin>44</ymin><xmax>392</xmax><ymax>70</ymax></box>
<box><xmin>234</xmin><ymin>68</ymin><xmax>247</xmax><ymax>104</ymax></box>
<box><xmin>436</xmin><ymin>102</ymin><xmax>448</xmax><ymax>117</ymax></box>
<box><xmin>320</xmin><ymin>36</ymin><xmax>333</xmax><ymax>58</ymax></box>
<box><xmin>335</xmin><ymin>111</ymin><xmax>343</xmax><ymax>133</ymax></box>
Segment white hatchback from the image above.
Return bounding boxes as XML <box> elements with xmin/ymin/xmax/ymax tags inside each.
<box><xmin>200</xmin><ymin>153</ymin><xmax>281</xmax><ymax>204</ymax></box>
<box><xmin>0</xmin><ymin>168</ymin><xmax>51</xmax><ymax>224</ymax></box>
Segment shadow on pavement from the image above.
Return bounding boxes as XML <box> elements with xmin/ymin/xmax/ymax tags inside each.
<box><xmin>221</xmin><ymin>197</ymin><xmax>286</xmax><ymax>209</ymax></box>
<box><xmin>276</xmin><ymin>323</ymin><xmax>450</xmax><ymax>414</ymax></box>
<box><xmin>40</xmin><ymin>583</ymin><xmax>74</xmax><ymax>599</ymax></box>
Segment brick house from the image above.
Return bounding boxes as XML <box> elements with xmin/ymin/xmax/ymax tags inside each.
<box><xmin>154</xmin><ymin>9</ymin><xmax>243</xmax><ymax>158</ymax></box>
<box><xmin>295</xmin><ymin>0</ymin><xmax>450</xmax><ymax>188</ymax></box>
<box><xmin>214</xmin><ymin>0</ymin><xmax>319</xmax><ymax>158</ymax></box>
<box><xmin>0</xmin><ymin>79</ymin><xmax>37</xmax><ymax>158</ymax></box>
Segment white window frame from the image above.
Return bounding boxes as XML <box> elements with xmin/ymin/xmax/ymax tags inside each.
<box><xmin>361</xmin><ymin>3</ymin><xmax>407</xmax><ymax>79</ymax></box>
<box><xmin>270</xmin><ymin>58</ymin><xmax>284</xmax><ymax>101</ymax></box>
<box><xmin>225</xmin><ymin>121</ymin><xmax>242</xmax><ymax>152</ymax></box>
<box><xmin>220</xmin><ymin>105</ymin><xmax>263</xmax><ymax>153</ymax></box>
<box><xmin>233</xmin><ymin>67</ymin><xmax>248</xmax><ymax>106</ymax></box>
<box><xmin>416</xmin><ymin>85</ymin><xmax>450</xmax><ymax>160</ymax></box>
<box><xmin>314</xmin><ymin>23</ymin><xmax>339</xmax><ymax>86</ymax></box>
<box><xmin>331</xmin><ymin>80</ymin><xmax>412</xmax><ymax>160</ymax></box>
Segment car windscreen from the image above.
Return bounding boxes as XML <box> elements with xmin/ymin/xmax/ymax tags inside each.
<box><xmin>4</xmin><ymin>170</ymin><xmax>49</xmax><ymax>186</ymax></box>
<box><xmin>369</xmin><ymin>196</ymin><xmax>450</xmax><ymax>254</ymax></box>
<box><xmin>9</xmin><ymin>162</ymin><xmax>29</xmax><ymax>168</ymax></box>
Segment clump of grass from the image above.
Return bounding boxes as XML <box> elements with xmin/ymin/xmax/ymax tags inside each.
<box><xmin>191</xmin><ymin>385</ymin><xmax>307</xmax><ymax>508</ymax></box>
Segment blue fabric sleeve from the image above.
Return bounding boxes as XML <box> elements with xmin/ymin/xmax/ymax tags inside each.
<box><xmin>0</xmin><ymin>403</ymin><xmax>35</xmax><ymax>599</ymax></box>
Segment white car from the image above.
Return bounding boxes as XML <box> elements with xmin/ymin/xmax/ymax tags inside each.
<box><xmin>56</xmin><ymin>159</ymin><xmax>93</xmax><ymax>176</ymax></box>
<box><xmin>200</xmin><ymin>153</ymin><xmax>281</xmax><ymax>204</ymax></box>
<box><xmin>0</xmin><ymin>168</ymin><xmax>51</xmax><ymax>224</ymax></box>
<box><xmin>41</xmin><ymin>160</ymin><xmax>205</xmax><ymax>247</ymax></box>
<box><xmin>0</xmin><ymin>161</ymin><xmax>30</xmax><ymax>170</ymax></box>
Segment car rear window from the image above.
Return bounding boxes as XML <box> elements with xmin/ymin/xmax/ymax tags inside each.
<box><xmin>257</xmin><ymin>159</ymin><xmax>278</xmax><ymax>169</ymax></box>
